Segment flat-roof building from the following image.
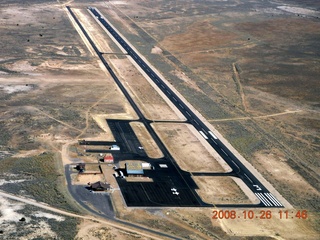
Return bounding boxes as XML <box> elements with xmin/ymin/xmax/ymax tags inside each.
<box><xmin>125</xmin><ymin>162</ymin><xmax>144</xmax><ymax>176</ymax></box>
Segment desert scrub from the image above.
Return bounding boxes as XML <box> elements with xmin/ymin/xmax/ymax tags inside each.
<box><xmin>48</xmin><ymin>216</ymin><xmax>79</xmax><ymax>239</ymax></box>
<box><xmin>2</xmin><ymin>204</ymin><xmax>79</xmax><ymax>240</ymax></box>
<box><xmin>215</xmin><ymin>121</ymin><xmax>267</xmax><ymax>158</ymax></box>
<box><xmin>0</xmin><ymin>122</ymin><xmax>11</xmax><ymax>147</ymax></box>
<box><xmin>0</xmin><ymin>153</ymin><xmax>79</xmax><ymax>213</ymax></box>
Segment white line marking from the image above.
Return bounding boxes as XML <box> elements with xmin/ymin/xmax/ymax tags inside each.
<box><xmin>260</xmin><ymin>193</ymin><xmax>273</xmax><ymax>206</ymax></box>
<box><xmin>199</xmin><ymin>131</ymin><xmax>208</xmax><ymax>139</ymax></box>
<box><xmin>264</xmin><ymin>194</ymin><xmax>279</xmax><ymax>206</ymax></box>
<box><xmin>231</xmin><ymin>160</ymin><xmax>239</xmax><ymax>168</ymax></box>
<box><xmin>265</xmin><ymin>193</ymin><xmax>282</xmax><ymax>206</ymax></box>
<box><xmin>257</xmin><ymin>193</ymin><xmax>272</xmax><ymax>206</ymax></box>
<box><xmin>255</xmin><ymin>193</ymin><xmax>270</xmax><ymax>206</ymax></box>
<box><xmin>267</xmin><ymin>193</ymin><xmax>282</xmax><ymax>206</ymax></box>
<box><xmin>244</xmin><ymin>173</ymin><xmax>253</xmax><ymax>183</ymax></box>
<box><xmin>256</xmin><ymin>193</ymin><xmax>271</xmax><ymax>206</ymax></box>
<box><xmin>253</xmin><ymin>184</ymin><xmax>262</xmax><ymax>191</ymax></box>
<box><xmin>194</xmin><ymin>120</ymin><xmax>199</xmax><ymax>125</ymax></box>
<box><xmin>179</xmin><ymin>103</ymin><xmax>184</xmax><ymax>109</ymax></box>
<box><xmin>173</xmin><ymin>97</ymin><xmax>177</xmax><ymax>101</ymax></box>
<box><xmin>211</xmin><ymin>138</ymin><xmax>217</xmax><ymax>145</ymax></box>
<box><xmin>208</xmin><ymin>131</ymin><xmax>218</xmax><ymax>139</ymax></box>
<box><xmin>186</xmin><ymin>111</ymin><xmax>191</xmax><ymax>117</ymax></box>
<box><xmin>221</xmin><ymin>148</ymin><xmax>228</xmax><ymax>156</ymax></box>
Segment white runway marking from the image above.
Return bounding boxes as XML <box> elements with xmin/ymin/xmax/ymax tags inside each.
<box><xmin>265</xmin><ymin>193</ymin><xmax>282</xmax><ymax>206</ymax></box>
<box><xmin>255</xmin><ymin>193</ymin><xmax>272</xmax><ymax>206</ymax></box>
<box><xmin>208</xmin><ymin>131</ymin><xmax>218</xmax><ymax>139</ymax></box>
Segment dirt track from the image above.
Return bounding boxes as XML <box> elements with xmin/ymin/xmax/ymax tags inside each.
<box><xmin>0</xmin><ymin>190</ymin><xmax>172</xmax><ymax>240</ymax></box>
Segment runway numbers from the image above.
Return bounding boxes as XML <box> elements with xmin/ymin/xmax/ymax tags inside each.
<box><xmin>253</xmin><ymin>185</ymin><xmax>262</xmax><ymax>191</ymax></box>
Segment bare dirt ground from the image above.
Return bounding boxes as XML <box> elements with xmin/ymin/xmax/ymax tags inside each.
<box><xmin>109</xmin><ymin>57</ymin><xmax>185</xmax><ymax>121</ymax></box>
<box><xmin>216</xmin><ymin>208</ymin><xmax>319</xmax><ymax>240</ymax></box>
<box><xmin>194</xmin><ymin>176</ymin><xmax>255</xmax><ymax>204</ymax></box>
<box><xmin>153</xmin><ymin>123</ymin><xmax>229</xmax><ymax>172</ymax></box>
<box><xmin>1</xmin><ymin>0</ymin><xmax>319</xmax><ymax>239</ymax></box>
<box><xmin>72</xmin><ymin>173</ymin><xmax>104</xmax><ymax>185</ymax></box>
<box><xmin>129</xmin><ymin>122</ymin><xmax>163</xmax><ymax>158</ymax></box>
<box><xmin>75</xmin><ymin>219</ymin><xmax>153</xmax><ymax>240</ymax></box>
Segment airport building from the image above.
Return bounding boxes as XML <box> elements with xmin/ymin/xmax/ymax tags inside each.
<box><xmin>125</xmin><ymin>162</ymin><xmax>144</xmax><ymax>177</ymax></box>
<box><xmin>90</xmin><ymin>181</ymin><xmax>110</xmax><ymax>191</ymax></box>
<box><xmin>103</xmin><ymin>153</ymin><xmax>114</xmax><ymax>163</ymax></box>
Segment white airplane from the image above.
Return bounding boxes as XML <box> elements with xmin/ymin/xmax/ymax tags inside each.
<box><xmin>172</xmin><ymin>192</ymin><xmax>179</xmax><ymax>195</ymax></box>
<box><xmin>171</xmin><ymin>188</ymin><xmax>177</xmax><ymax>192</ymax></box>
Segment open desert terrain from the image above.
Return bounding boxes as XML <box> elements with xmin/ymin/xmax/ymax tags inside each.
<box><xmin>0</xmin><ymin>0</ymin><xmax>319</xmax><ymax>239</ymax></box>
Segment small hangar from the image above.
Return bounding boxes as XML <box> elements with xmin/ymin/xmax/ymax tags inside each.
<box><xmin>125</xmin><ymin>162</ymin><xmax>144</xmax><ymax>177</ymax></box>
<box><xmin>89</xmin><ymin>181</ymin><xmax>110</xmax><ymax>191</ymax></box>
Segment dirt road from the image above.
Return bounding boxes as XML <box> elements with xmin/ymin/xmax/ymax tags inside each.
<box><xmin>0</xmin><ymin>190</ymin><xmax>175</xmax><ymax>240</ymax></box>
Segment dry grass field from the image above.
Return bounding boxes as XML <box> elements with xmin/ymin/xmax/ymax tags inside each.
<box><xmin>0</xmin><ymin>0</ymin><xmax>319</xmax><ymax>239</ymax></box>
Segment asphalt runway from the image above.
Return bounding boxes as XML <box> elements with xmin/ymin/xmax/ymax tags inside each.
<box><xmin>88</xmin><ymin>7</ymin><xmax>284</xmax><ymax>208</ymax></box>
<box><xmin>67</xmin><ymin>6</ymin><xmax>283</xmax><ymax>208</ymax></box>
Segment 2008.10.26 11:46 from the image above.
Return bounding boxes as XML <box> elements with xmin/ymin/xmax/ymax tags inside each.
<box><xmin>212</xmin><ymin>210</ymin><xmax>308</xmax><ymax>220</ymax></box>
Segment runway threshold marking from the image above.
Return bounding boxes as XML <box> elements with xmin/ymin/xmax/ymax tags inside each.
<box><xmin>264</xmin><ymin>194</ymin><xmax>279</xmax><ymax>206</ymax></box>
<box><xmin>255</xmin><ymin>193</ymin><xmax>272</xmax><ymax>206</ymax></box>
<box><xmin>265</xmin><ymin>193</ymin><xmax>282</xmax><ymax>206</ymax></box>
